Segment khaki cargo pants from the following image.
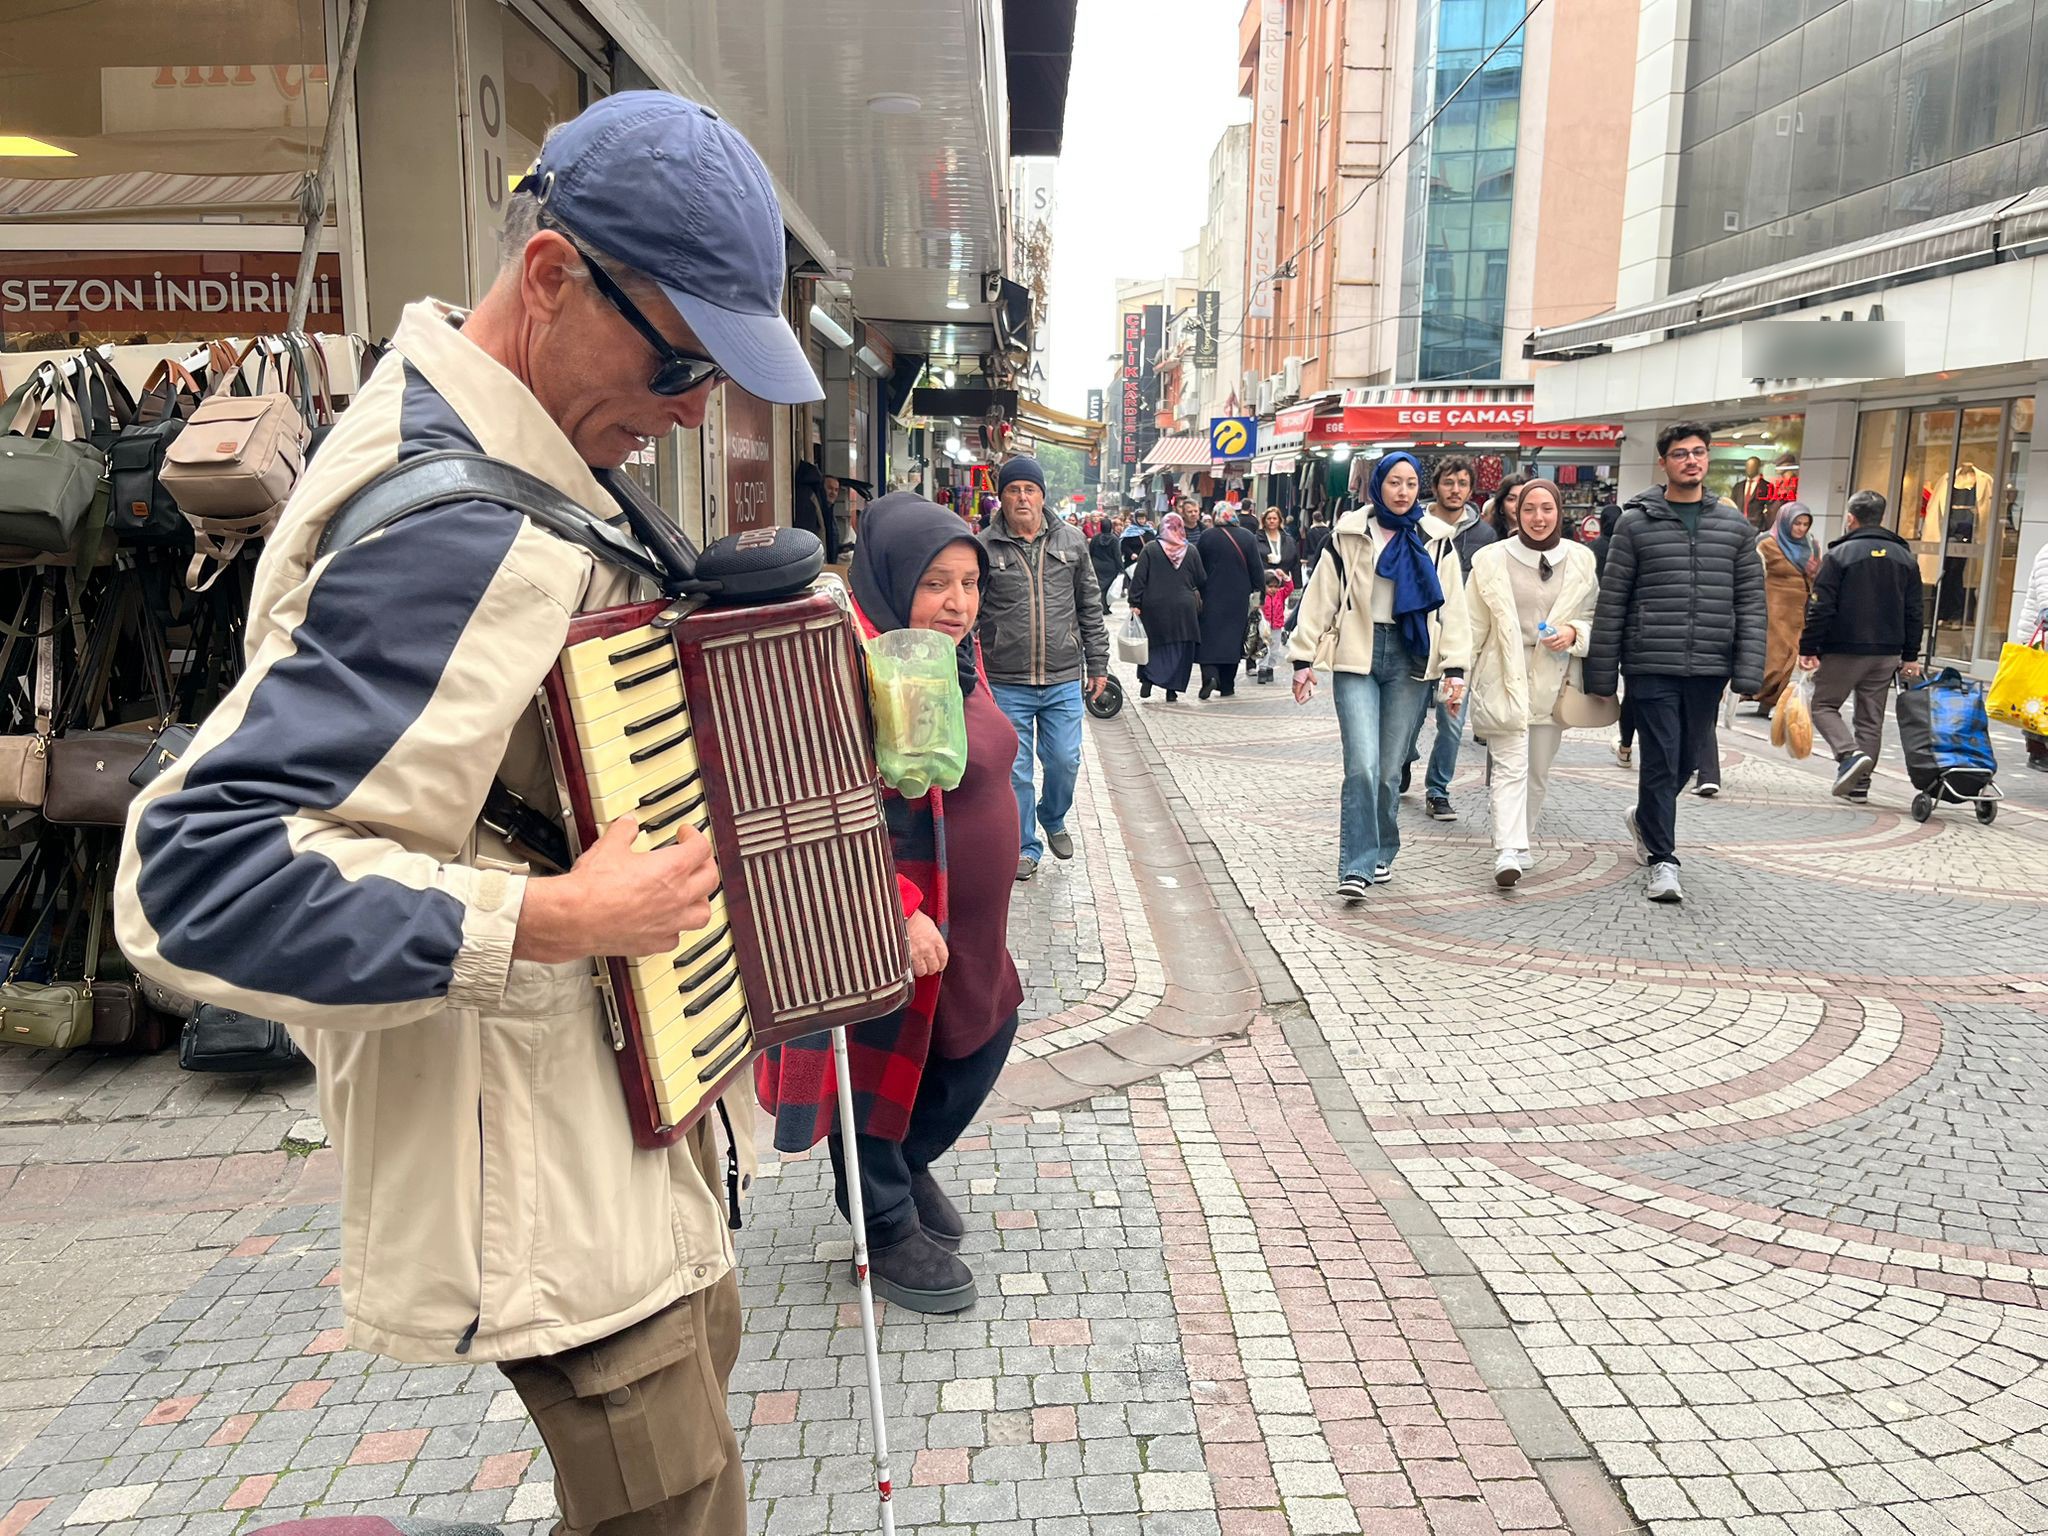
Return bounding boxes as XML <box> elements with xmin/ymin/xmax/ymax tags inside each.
<box><xmin>500</xmin><ymin>1274</ymin><xmax>745</xmax><ymax>1536</ymax></box>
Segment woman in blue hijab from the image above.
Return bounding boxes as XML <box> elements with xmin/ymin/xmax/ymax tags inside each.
<box><xmin>1283</xmin><ymin>453</ymin><xmax>1472</xmax><ymax>902</ymax></box>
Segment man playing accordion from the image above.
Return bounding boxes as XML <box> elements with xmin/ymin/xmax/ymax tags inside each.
<box><xmin>116</xmin><ymin>94</ymin><xmax>823</xmax><ymax>1535</ymax></box>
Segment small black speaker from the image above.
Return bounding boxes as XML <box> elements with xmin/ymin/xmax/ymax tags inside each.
<box><xmin>691</xmin><ymin>526</ymin><xmax>824</xmax><ymax>604</ymax></box>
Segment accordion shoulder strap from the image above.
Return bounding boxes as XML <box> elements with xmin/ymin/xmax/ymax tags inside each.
<box><xmin>317</xmin><ymin>448</ymin><xmax>669</xmax><ymax>588</ymax></box>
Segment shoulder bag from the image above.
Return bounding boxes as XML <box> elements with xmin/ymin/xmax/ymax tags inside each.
<box><xmin>0</xmin><ymin>364</ymin><xmax>106</xmax><ymax>555</ymax></box>
<box><xmin>0</xmin><ymin>855</ymin><xmax>98</xmax><ymax>1051</ymax></box>
<box><xmin>0</xmin><ymin>584</ymin><xmax>58</xmax><ymax>809</ymax></box>
<box><xmin>108</xmin><ymin>358</ymin><xmax>204</xmax><ymax>547</ymax></box>
<box><xmin>1553</xmin><ymin>658</ymin><xmax>1622</xmax><ymax>729</ymax></box>
<box><xmin>44</xmin><ymin>575</ymin><xmax>184</xmax><ymax>826</ymax></box>
<box><xmin>160</xmin><ymin>336</ymin><xmax>310</xmax><ymax>589</ymax></box>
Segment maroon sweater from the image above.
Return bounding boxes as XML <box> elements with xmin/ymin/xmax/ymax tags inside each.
<box><xmin>931</xmin><ymin>682</ymin><xmax>1024</xmax><ymax>1057</ymax></box>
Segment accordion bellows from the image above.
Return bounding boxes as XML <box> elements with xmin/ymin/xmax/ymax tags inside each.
<box><xmin>543</xmin><ymin>589</ymin><xmax>912</xmax><ymax>1145</ymax></box>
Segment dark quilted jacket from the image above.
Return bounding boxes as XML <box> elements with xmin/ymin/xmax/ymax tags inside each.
<box><xmin>1584</xmin><ymin>488</ymin><xmax>1768</xmax><ymax>698</ymax></box>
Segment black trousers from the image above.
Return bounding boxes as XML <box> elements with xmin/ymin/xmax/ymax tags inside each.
<box><xmin>1203</xmin><ymin>660</ymin><xmax>1241</xmax><ymax>695</ymax></box>
<box><xmin>829</xmin><ymin>1012</ymin><xmax>1018</xmax><ymax>1247</ymax></box>
<box><xmin>1631</xmin><ymin>674</ymin><xmax>1727</xmax><ymax>867</ymax></box>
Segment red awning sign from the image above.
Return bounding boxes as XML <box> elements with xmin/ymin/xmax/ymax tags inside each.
<box><xmin>1325</xmin><ymin>403</ymin><xmax>1621</xmax><ymax>449</ymax></box>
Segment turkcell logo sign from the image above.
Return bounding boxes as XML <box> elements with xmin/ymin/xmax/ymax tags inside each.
<box><xmin>1210</xmin><ymin>416</ymin><xmax>1257</xmax><ymax>459</ymax></box>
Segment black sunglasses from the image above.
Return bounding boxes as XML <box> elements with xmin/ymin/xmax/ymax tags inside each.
<box><xmin>541</xmin><ymin>215</ymin><xmax>728</xmax><ymax>397</ymax></box>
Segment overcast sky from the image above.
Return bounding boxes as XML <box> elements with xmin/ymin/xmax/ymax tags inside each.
<box><xmin>1041</xmin><ymin>0</ymin><xmax>1252</xmax><ymax>416</ymax></box>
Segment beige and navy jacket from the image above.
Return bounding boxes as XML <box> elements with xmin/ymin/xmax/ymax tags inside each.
<box><xmin>115</xmin><ymin>300</ymin><xmax>746</xmax><ymax>1365</ymax></box>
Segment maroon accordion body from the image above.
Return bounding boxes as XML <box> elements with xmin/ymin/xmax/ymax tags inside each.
<box><xmin>540</xmin><ymin>588</ymin><xmax>912</xmax><ymax>1147</ymax></box>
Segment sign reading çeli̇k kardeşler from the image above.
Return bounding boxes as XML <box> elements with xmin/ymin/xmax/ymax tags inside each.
<box><xmin>0</xmin><ymin>252</ymin><xmax>346</xmax><ymax>344</ymax></box>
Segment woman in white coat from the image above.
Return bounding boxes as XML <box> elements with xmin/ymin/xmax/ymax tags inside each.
<box><xmin>1450</xmin><ymin>479</ymin><xmax>1599</xmax><ymax>887</ymax></box>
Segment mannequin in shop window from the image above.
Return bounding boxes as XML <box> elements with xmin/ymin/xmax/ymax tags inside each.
<box><xmin>1928</xmin><ymin>462</ymin><xmax>1991</xmax><ymax>625</ymax></box>
<box><xmin>1739</xmin><ymin>457</ymin><xmax>1773</xmax><ymax>532</ymax></box>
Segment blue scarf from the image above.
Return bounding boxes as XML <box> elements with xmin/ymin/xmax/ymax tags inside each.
<box><xmin>1368</xmin><ymin>452</ymin><xmax>1445</xmax><ymax>662</ymax></box>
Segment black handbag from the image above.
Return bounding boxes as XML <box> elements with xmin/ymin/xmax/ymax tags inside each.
<box><xmin>108</xmin><ymin>359</ymin><xmax>202</xmax><ymax>547</ymax></box>
<box><xmin>180</xmin><ymin>1005</ymin><xmax>305</xmax><ymax>1073</ymax></box>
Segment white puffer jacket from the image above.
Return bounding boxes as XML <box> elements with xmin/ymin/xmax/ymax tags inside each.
<box><xmin>2015</xmin><ymin>543</ymin><xmax>2048</xmax><ymax>643</ymax></box>
<box><xmin>1448</xmin><ymin>540</ymin><xmax>1599</xmax><ymax>733</ymax></box>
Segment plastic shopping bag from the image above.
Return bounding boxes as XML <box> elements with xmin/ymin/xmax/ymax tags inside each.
<box><xmin>1116</xmin><ymin>614</ymin><xmax>1149</xmax><ymax>666</ymax></box>
<box><xmin>1779</xmin><ymin>671</ymin><xmax>1816</xmax><ymax>759</ymax></box>
<box><xmin>864</xmin><ymin>628</ymin><xmax>967</xmax><ymax>798</ymax></box>
<box><xmin>1987</xmin><ymin>624</ymin><xmax>2048</xmax><ymax>734</ymax></box>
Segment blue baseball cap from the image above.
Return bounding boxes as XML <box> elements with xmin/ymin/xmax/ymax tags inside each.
<box><xmin>518</xmin><ymin>91</ymin><xmax>823</xmax><ymax>405</ymax></box>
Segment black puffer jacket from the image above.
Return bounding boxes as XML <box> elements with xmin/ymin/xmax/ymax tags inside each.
<box><xmin>1584</xmin><ymin>488</ymin><xmax>1768</xmax><ymax>697</ymax></box>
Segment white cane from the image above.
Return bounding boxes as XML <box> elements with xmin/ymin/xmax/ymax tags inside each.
<box><xmin>830</xmin><ymin>1024</ymin><xmax>897</xmax><ymax>1534</ymax></box>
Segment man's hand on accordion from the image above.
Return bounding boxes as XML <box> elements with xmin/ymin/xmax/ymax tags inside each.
<box><xmin>512</xmin><ymin>815</ymin><xmax>721</xmax><ymax>964</ymax></box>
<box><xmin>906</xmin><ymin>910</ymin><xmax>949</xmax><ymax>979</ymax></box>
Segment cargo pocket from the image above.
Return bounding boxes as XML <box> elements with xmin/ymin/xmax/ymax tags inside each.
<box><xmin>499</xmin><ymin>1293</ymin><xmax>731</xmax><ymax>1531</ymax></box>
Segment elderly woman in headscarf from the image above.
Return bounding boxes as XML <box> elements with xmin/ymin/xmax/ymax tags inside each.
<box><xmin>1286</xmin><ymin>452</ymin><xmax>1471</xmax><ymax>901</ymax></box>
<box><xmin>756</xmin><ymin>493</ymin><xmax>1022</xmax><ymax>1314</ymax></box>
<box><xmin>1752</xmin><ymin>500</ymin><xmax>1820</xmax><ymax>714</ymax></box>
<box><xmin>1127</xmin><ymin>510</ymin><xmax>1207</xmax><ymax>702</ymax></box>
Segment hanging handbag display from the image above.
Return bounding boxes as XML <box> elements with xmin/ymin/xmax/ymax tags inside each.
<box><xmin>160</xmin><ymin>337</ymin><xmax>310</xmax><ymax>589</ymax></box>
<box><xmin>180</xmin><ymin>1005</ymin><xmax>305</xmax><ymax>1074</ymax></box>
<box><xmin>107</xmin><ymin>359</ymin><xmax>203</xmax><ymax>547</ymax></box>
<box><xmin>0</xmin><ymin>364</ymin><xmax>106</xmax><ymax>555</ymax></box>
<box><xmin>0</xmin><ymin>585</ymin><xmax>57</xmax><ymax>810</ymax></box>
<box><xmin>0</xmin><ymin>854</ymin><xmax>98</xmax><ymax>1052</ymax></box>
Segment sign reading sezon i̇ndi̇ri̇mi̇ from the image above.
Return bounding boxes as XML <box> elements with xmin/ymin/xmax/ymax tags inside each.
<box><xmin>0</xmin><ymin>252</ymin><xmax>346</xmax><ymax>345</ymax></box>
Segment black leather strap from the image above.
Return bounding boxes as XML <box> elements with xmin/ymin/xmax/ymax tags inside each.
<box><xmin>316</xmin><ymin>449</ymin><xmax>671</xmax><ymax>590</ymax></box>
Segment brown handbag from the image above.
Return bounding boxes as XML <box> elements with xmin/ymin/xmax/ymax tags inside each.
<box><xmin>43</xmin><ymin>576</ymin><xmax>183</xmax><ymax>827</ymax></box>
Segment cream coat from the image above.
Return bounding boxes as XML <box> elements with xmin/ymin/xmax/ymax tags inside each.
<box><xmin>116</xmin><ymin>302</ymin><xmax>749</xmax><ymax>1364</ymax></box>
<box><xmin>1448</xmin><ymin>540</ymin><xmax>1599</xmax><ymax>733</ymax></box>
<box><xmin>1285</xmin><ymin>508</ymin><xmax>1471</xmax><ymax>680</ymax></box>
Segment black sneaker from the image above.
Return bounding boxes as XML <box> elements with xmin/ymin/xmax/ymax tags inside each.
<box><xmin>1426</xmin><ymin>794</ymin><xmax>1457</xmax><ymax>821</ymax></box>
<box><xmin>911</xmin><ymin>1170</ymin><xmax>964</xmax><ymax>1252</ymax></box>
<box><xmin>1336</xmin><ymin>877</ymin><xmax>1369</xmax><ymax>904</ymax></box>
<box><xmin>1400</xmin><ymin>763</ymin><xmax>1414</xmax><ymax>794</ymax></box>
<box><xmin>1831</xmin><ymin>752</ymin><xmax>1876</xmax><ymax>798</ymax></box>
<box><xmin>860</xmin><ymin>1230</ymin><xmax>977</xmax><ymax>1313</ymax></box>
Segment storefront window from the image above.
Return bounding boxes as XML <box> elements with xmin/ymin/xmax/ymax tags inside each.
<box><xmin>1710</xmin><ymin>415</ymin><xmax>1805</xmax><ymax>526</ymax></box>
<box><xmin>1874</xmin><ymin>397</ymin><xmax>2031</xmax><ymax>667</ymax></box>
<box><xmin>503</xmin><ymin>10</ymin><xmax>587</xmax><ymax>188</ymax></box>
<box><xmin>0</xmin><ymin>1</ymin><xmax>329</xmax><ymax>224</ymax></box>
<box><xmin>1850</xmin><ymin>408</ymin><xmax>1904</xmax><ymax>519</ymax></box>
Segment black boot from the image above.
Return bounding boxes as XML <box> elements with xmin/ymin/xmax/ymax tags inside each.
<box><xmin>1140</xmin><ymin>679</ymin><xmax>1154</xmax><ymax>699</ymax></box>
<box><xmin>911</xmin><ymin>1169</ymin><xmax>964</xmax><ymax>1252</ymax></box>
<box><xmin>860</xmin><ymin>1230</ymin><xmax>976</xmax><ymax>1313</ymax></box>
<box><xmin>1199</xmin><ymin>671</ymin><xmax>1215</xmax><ymax>700</ymax></box>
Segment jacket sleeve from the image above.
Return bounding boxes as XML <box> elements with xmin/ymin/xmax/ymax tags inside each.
<box><xmin>1433</xmin><ymin>543</ymin><xmax>1472</xmax><ymax>679</ymax></box>
<box><xmin>1286</xmin><ymin>542</ymin><xmax>1342</xmax><ymax>669</ymax></box>
<box><xmin>1799</xmin><ymin>552</ymin><xmax>1842</xmax><ymax>657</ymax></box>
<box><xmin>1731</xmin><ymin>530</ymin><xmax>1769</xmax><ymax>696</ymax></box>
<box><xmin>1448</xmin><ymin>562</ymin><xmax>1488</xmax><ymax>676</ymax></box>
<box><xmin>1563</xmin><ymin>558</ymin><xmax>1598</xmax><ymax>656</ymax></box>
<box><xmin>1584</xmin><ymin>519</ymin><xmax>1636</xmax><ymax>696</ymax></box>
<box><xmin>1073</xmin><ymin>538</ymin><xmax>1110</xmax><ymax>677</ymax></box>
<box><xmin>897</xmin><ymin>873</ymin><xmax>924</xmax><ymax>918</ymax></box>
<box><xmin>116</xmin><ymin>501</ymin><xmax>580</xmax><ymax>1030</ymax></box>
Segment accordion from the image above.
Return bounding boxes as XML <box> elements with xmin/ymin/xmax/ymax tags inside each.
<box><xmin>541</xmin><ymin>589</ymin><xmax>913</xmax><ymax>1146</ymax></box>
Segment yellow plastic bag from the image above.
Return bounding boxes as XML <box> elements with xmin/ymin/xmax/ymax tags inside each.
<box><xmin>1987</xmin><ymin>630</ymin><xmax>2048</xmax><ymax>734</ymax></box>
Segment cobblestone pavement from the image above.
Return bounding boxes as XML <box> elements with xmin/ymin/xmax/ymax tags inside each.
<box><xmin>0</xmin><ymin>632</ymin><xmax>2041</xmax><ymax>1536</ymax></box>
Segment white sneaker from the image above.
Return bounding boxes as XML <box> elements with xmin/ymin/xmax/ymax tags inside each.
<box><xmin>1624</xmin><ymin>809</ymin><xmax>1648</xmax><ymax>866</ymax></box>
<box><xmin>1493</xmin><ymin>849</ymin><xmax>1523</xmax><ymax>888</ymax></box>
<box><xmin>1647</xmin><ymin>862</ymin><xmax>1684</xmax><ymax>903</ymax></box>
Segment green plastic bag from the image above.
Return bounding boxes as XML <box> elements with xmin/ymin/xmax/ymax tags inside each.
<box><xmin>865</xmin><ymin>629</ymin><xmax>968</xmax><ymax>797</ymax></box>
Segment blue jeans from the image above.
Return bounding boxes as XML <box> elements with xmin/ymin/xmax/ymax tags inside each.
<box><xmin>990</xmin><ymin>681</ymin><xmax>1084</xmax><ymax>862</ymax></box>
<box><xmin>1331</xmin><ymin>627</ymin><xmax>1432</xmax><ymax>881</ymax></box>
<box><xmin>1417</xmin><ymin>687</ymin><xmax>1466</xmax><ymax>797</ymax></box>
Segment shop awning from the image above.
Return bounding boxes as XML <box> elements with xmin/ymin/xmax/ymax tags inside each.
<box><xmin>1140</xmin><ymin>432</ymin><xmax>1214</xmax><ymax>470</ymax></box>
<box><xmin>1016</xmin><ymin>397</ymin><xmax>1105</xmax><ymax>449</ymax></box>
<box><xmin>1247</xmin><ymin>450</ymin><xmax>1299</xmax><ymax>475</ymax></box>
<box><xmin>1528</xmin><ymin>189</ymin><xmax>2031</xmax><ymax>358</ymax></box>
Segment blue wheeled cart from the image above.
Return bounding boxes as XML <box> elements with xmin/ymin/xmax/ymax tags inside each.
<box><xmin>1895</xmin><ymin>668</ymin><xmax>2003</xmax><ymax>824</ymax></box>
